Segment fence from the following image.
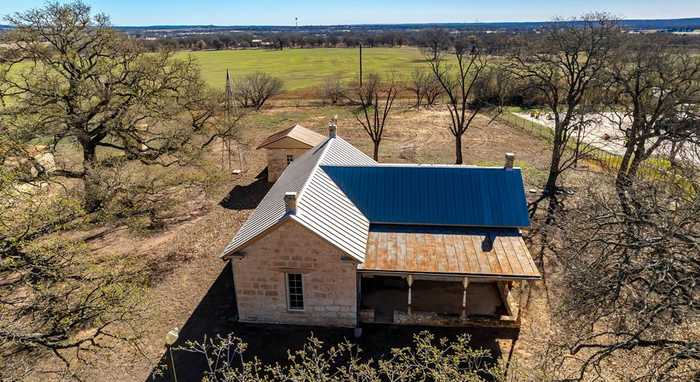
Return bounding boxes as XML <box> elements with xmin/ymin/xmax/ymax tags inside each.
<box><xmin>495</xmin><ymin>110</ymin><xmax>665</xmax><ymax>179</ymax></box>
<box><xmin>494</xmin><ymin>110</ymin><xmax>556</xmax><ymax>146</ymax></box>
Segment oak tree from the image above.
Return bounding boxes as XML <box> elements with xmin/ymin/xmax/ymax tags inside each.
<box><xmin>0</xmin><ymin>1</ymin><xmax>219</xmax><ymax>212</ymax></box>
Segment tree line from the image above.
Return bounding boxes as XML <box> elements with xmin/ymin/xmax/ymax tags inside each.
<box><xmin>137</xmin><ymin>27</ymin><xmax>700</xmax><ymax>54</ymax></box>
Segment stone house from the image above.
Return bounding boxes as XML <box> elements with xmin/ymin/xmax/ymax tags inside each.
<box><xmin>257</xmin><ymin>124</ymin><xmax>325</xmax><ymax>183</ymax></box>
<box><xmin>222</xmin><ymin>122</ymin><xmax>541</xmax><ymax>328</ymax></box>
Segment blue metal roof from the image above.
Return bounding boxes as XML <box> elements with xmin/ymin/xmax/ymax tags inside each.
<box><xmin>321</xmin><ymin>165</ymin><xmax>530</xmax><ymax>228</ymax></box>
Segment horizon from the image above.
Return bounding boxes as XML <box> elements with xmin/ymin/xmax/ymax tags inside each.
<box><xmin>2</xmin><ymin>0</ymin><xmax>700</xmax><ymax>27</ymax></box>
<box><xmin>3</xmin><ymin>16</ymin><xmax>700</xmax><ymax>29</ymax></box>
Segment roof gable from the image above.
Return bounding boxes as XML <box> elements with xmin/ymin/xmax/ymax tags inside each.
<box><xmin>223</xmin><ymin>137</ymin><xmax>376</xmax><ymax>260</ymax></box>
<box><xmin>257</xmin><ymin>124</ymin><xmax>326</xmax><ymax>149</ymax></box>
<box><xmin>321</xmin><ymin>164</ymin><xmax>530</xmax><ymax>228</ymax></box>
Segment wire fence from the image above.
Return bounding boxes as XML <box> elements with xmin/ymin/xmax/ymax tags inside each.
<box><xmin>586</xmin><ymin>148</ymin><xmax>667</xmax><ymax>179</ymax></box>
<box><xmin>495</xmin><ymin>110</ymin><xmax>554</xmax><ymax>143</ymax></box>
<box><xmin>495</xmin><ymin>110</ymin><xmax>665</xmax><ymax>178</ymax></box>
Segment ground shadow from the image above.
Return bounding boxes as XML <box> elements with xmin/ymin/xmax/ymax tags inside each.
<box><xmin>147</xmin><ymin>263</ymin><xmax>519</xmax><ymax>382</ymax></box>
<box><xmin>219</xmin><ymin>168</ymin><xmax>270</xmax><ymax>211</ymax></box>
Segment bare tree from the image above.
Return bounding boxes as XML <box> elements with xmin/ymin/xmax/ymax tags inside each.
<box><xmin>602</xmin><ymin>37</ymin><xmax>700</xmax><ymax>211</ymax></box>
<box><xmin>547</xmin><ymin>168</ymin><xmax>700</xmax><ymax>381</ymax></box>
<box><xmin>0</xmin><ymin>165</ymin><xmax>144</xmax><ymax>377</ymax></box>
<box><xmin>408</xmin><ymin>67</ymin><xmax>443</xmax><ymax>109</ymax></box>
<box><xmin>427</xmin><ymin>38</ymin><xmax>490</xmax><ymax>164</ymax></box>
<box><xmin>0</xmin><ymin>1</ymin><xmax>220</xmax><ymax>212</ymax></box>
<box><xmin>420</xmin><ymin>28</ymin><xmax>452</xmax><ymax>61</ymax></box>
<box><xmin>354</xmin><ymin>73</ymin><xmax>398</xmax><ymax>161</ymax></box>
<box><xmin>508</xmin><ymin>14</ymin><xmax>619</xmax><ymax>215</ymax></box>
<box><xmin>233</xmin><ymin>72</ymin><xmax>283</xmax><ymax>110</ymax></box>
<box><xmin>320</xmin><ymin>75</ymin><xmax>346</xmax><ymax>105</ymax></box>
<box><xmin>408</xmin><ymin>68</ymin><xmax>428</xmax><ymax>109</ymax></box>
<box><xmin>424</xmin><ymin>75</ymin><xmax>444</xmax><ymax>107</ymax></box>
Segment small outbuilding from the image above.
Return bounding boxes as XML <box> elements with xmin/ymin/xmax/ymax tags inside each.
<box><xmin>257</xmin><ymin>124</ymin><xmax>326</xmax><ymax>183</ymax></box>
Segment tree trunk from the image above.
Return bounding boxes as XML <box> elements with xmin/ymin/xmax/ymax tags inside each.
<box><xmin>82</xmin><ymin>143</ymin><xmax>102</xmax><ymax>212</ymax></box>
<box><xmin>373</xmin><ymin>141</ymin><xmax>380</xmax><ymax>161</ymax></box>
<box><xmin>454</xmin><ymin>134</ymin><xmax>463</xmax><ymax>165</ymax></box>
<box><xmin>543</xmin><ymin>143</ymin><xmax>561</xmax><ymax>198</ymax></box>
<box><xmin>614</xmin><ymin>146</ymin><xmax>635</xmax><ymax>214</ymax></box>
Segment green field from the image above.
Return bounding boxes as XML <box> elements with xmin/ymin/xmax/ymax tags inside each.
<box><xmin>176</xmin><ymin>47</ymin><xmax>430</xmax><ymax>91</ymax></box>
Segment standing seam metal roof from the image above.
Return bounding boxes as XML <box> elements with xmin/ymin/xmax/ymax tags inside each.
<box><xmin>321</xmin><ymin>165</ymin><xmax>530</xmax><ymax>228</ymax></box>
<box><xmin>222</xmin><ymin>136</ymin><xmax>376</xmax><ymax>261</ymax></box>
<box><xmin>223</xmin><ymin>139</ymin><xmax>532</xmax><ymax>273</ymax></box>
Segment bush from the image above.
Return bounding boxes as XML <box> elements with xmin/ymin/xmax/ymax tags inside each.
<box><xmin>165</xmin><ymin>331</ymin><xmax>504</xmax><ymax>381</ymax></box>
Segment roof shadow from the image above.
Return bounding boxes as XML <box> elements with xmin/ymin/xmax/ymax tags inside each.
<box><xmin>146</xmin><ymin>263</ymin><xmax>519</xmax><ymax>381</ymax></box>
<box><xmin>219</xmin><ymin>169</ymin><xmax>270</xmax><ymax>210</ymax></box>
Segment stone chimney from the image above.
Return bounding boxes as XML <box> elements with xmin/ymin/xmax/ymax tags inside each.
<box><xmin>284</xmin><ymin>192</ymin><xmax>297</xmax><ymax>214</ymax></box>
<box><xmin>504</xmin><ymin>153</ymin><xmax>515</xmax><ymax>169</ymax></box>
<box><xmin>328</xmin><ymin>115</ymin><xmax>338</xmax><ymax>138</ymax></box>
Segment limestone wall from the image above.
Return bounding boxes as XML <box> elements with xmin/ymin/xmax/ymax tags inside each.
<box><xmin>232</xmin><ymin>220</ymin><xmax>358</xmax><ymax>327</ymax></box>
<box><xmin>266</xmin><ymin>148</ymin><xmax>309</xmax><ymax>183</ymax></box>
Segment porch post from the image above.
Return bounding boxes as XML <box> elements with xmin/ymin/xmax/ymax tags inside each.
<box><xmin>461</xmin><ymin>277</ymin><xmax>469</xmax><ymax>319</ymax></box>
<box><xmin>406</xmin><ymin>274</ymin><xmax>414</xmax><ymax>315</ymax></box>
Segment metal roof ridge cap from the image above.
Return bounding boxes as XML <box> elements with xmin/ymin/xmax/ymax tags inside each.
<box><xmin>336</xmin><ymin>136</ymin><xmax>378</xmax><ymax>163</ymax></box>
<box><xmin>320</xmin><ymin>163</ymin><xmax>522</xmax><ymax>170</ymax></box>
<box><xmin>367</xmin><ymin>221</ymin><xmax>529</xmax><ymax>228</ymax></box>
<box><xmin>294</xmin><ymin>137</ymin><xmax>334</xmax><ymax>213</ymax></box>
<box><xmin>313</xmin><ymin>160</ymin><xmax>373</xmax><ymax>225</ymax></box>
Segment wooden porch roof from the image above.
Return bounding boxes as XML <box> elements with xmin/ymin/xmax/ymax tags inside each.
<box><xmin>359</xmin><ymin>225</ymin><xmax>541</xmax><ymax>280</ymax></box>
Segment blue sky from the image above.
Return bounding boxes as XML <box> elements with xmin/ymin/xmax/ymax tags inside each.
<box><xmin>3</xmin><ymin>0</ymin><xmax>700</xmax><ymax>26</ymax></box>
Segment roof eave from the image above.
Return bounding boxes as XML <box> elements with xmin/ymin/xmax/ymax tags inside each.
<box><xmin>368</xmin><ymin>221</ymin><xmax>530</xmax><ymax>229</ymax></box>
<box><xmin>357</xmin><ymin>269</ymin><xmax>542</xmax><ymax>281</ymax></box>
<box><xmin>220</xmin><ymin>213</ymin><xmax>366</xmax><ymax>264</ymax></box>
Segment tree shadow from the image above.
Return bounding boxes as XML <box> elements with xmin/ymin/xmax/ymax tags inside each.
<box><xmin>147</xmin><ymin>262</ymin><xmax>520</xmax><ymax>381</ymax></box>
<box><xmin>219</xmin><ymin>168</ymin><xmax>270</xmax><ymax>211</ymax></box>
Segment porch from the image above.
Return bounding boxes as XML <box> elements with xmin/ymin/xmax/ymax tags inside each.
<box><xmin>358</xmin><ymin>273</ymin><xmax>521</xmax><ymax>327</ymax></box>
<box><xmin>356</xmin><ymin>225</ymin><xmax>540</xmax><ymax>328</ymax></box>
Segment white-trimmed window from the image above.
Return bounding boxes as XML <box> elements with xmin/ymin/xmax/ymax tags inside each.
<box><xmin>286</xmin><ymin>273</ymin><xmax>304</xmax><ymax>311</ymax></box>
<box><xmin>286</xmin><ymin>154</ymin><xmax>294</xmax><ymax>164</ymax></box>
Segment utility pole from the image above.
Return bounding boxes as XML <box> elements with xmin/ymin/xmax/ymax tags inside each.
<box><xmin>225</xmin><ymin>68</ymin><xmax>233</xmax><ymax>114</ymax></box>
<box><xmin>359</xmin><ymin>43</ymin><xmax>363</xmax><ymax>87</ymax></box>
<box><xmin>223</xmin><ymin>69</ymin><xmax>234</xmax><ymax>171</ymax></box>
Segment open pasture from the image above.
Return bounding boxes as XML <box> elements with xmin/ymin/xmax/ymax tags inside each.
<box><xmin>177</xmin><ymin>47</ymin><xmax>430</xmax><ymax>91</ymax></box>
